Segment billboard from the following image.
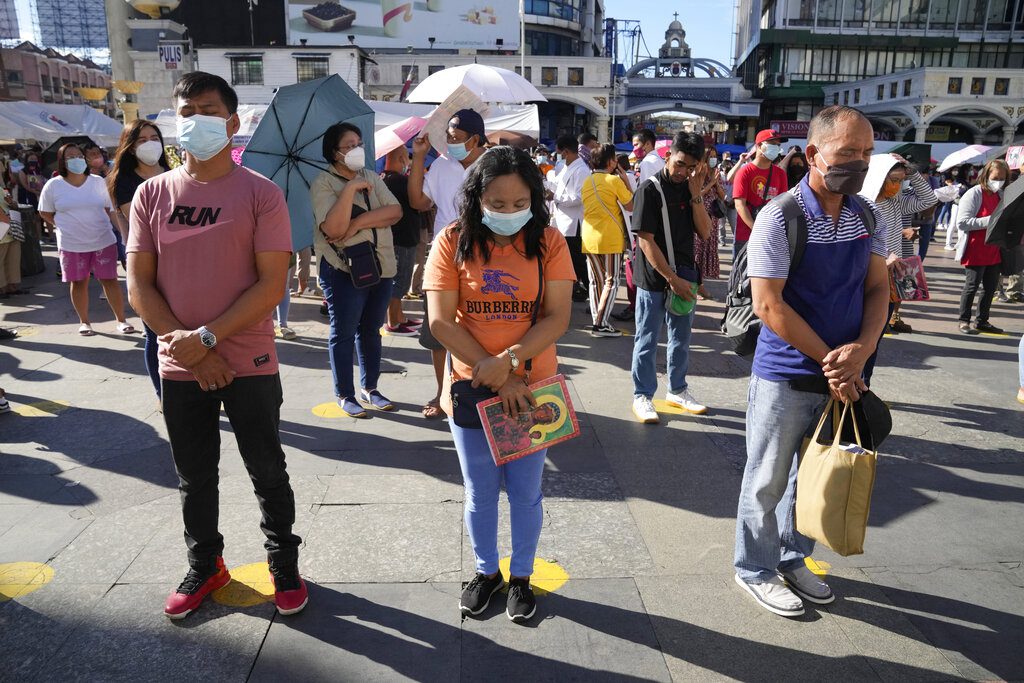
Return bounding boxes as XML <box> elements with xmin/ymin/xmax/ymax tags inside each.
<box><xmin>286</xmin><ymin>0</ymin><xmax>520</xmax><ymax>50</ymax></box>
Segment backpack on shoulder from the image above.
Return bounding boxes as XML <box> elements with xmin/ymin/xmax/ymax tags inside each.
<box><xmin>721</xmin><ymin>192</ymin><xmax>876</xmax><ymax>357</ymax></box>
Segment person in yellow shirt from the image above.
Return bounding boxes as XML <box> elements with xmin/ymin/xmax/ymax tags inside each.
<box><xmin>581</xmin><ymin>143</ymin><xmax>634</xmax><ymax>336</ymax></box>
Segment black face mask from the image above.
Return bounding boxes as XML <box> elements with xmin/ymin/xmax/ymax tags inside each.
<box><xmin>812</xmin><ymin>154</ymin><xmax>869</xmax><ymax>195</ymax></box>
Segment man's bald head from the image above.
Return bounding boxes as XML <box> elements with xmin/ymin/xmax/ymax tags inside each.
<box><xmin>385</xmin><ymin>144</ymin><xmax>410</xmax><ymax>172</ymax></box>
<box><xmin>807</xmin><ymin>105</ymin><xmax>872</xmax><ymax>147</ymax></box>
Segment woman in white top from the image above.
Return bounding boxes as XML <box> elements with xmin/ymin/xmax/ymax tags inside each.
<box><xmin>38</xmin><ymin>143</ymin><xmax>136</xmax><ymax>336</ymax></box>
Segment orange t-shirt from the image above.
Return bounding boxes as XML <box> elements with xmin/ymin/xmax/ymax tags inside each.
<box><xmin>423</xmin><ymin>225</ymin><xmax>576</xmax><ymax>384</ymax></box>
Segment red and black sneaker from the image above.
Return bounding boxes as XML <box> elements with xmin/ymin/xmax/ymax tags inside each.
<box><xmin>269</xmin><ymin>560</ymin><xmax>308</xmax><ymax>616</ymax></box>
<box><xmin>163</xmin><ymin>556</ymin><xmax>231</xmax><ymax>620</ymax></box>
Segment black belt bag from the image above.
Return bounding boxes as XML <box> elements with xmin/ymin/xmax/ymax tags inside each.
<box><xmin>450</xmin><ymin>257</ymin><xmax>544</xmax><ymax>429</ymax></box>
<box><xmin>342</xmin><ymin>234</ymin><xmax>382</xmax><ymax>288</ymax></box>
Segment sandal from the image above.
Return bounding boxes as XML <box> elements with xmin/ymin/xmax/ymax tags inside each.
<box><xmin>339</xmin><ymin>396</ymin><xmax>368</xmax><ymax>419</ymax></box>
<box><xmin>78</xmin><ymin>323</ymin><xmax>95</xmax><ymax>336</ymax></box>
<box><xmin>422</xmin><ymin>398</ymin><xmax>444</xmax><ymax>419</ymax></box>
<box><xmin>360</xmin><ymin>389</ymin><xmax>395</xmax><ymax>412</ymax></box>
<box><xmin>117</xmin><ymin>322</ymin><xmax>137</xmax><ymax>335</ymax></box>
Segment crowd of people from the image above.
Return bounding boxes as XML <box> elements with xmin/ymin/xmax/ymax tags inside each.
<box><xmin>1</xmin><ymin>71</ymin><xmax>1021</xmax><ymax>627</ymax></box>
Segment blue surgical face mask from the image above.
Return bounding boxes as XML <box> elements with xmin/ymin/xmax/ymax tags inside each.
<box><xmin>66</xmin><ymin>157</ymin><xmax>87</xmax><ymax>175</ymax></box>
<box><xmin>708</xmin><ymin>157</ymin><xmax>718</xmax><ymax>169</ymax></box>
<box><xmin>762</xmin><ymin>144</ymin><xmax>781</xmax><ymax>161</ymax></box>
<box><xmin>447</xmin><ymin>141</ymin><xmax>469</xmax><ymax>161</ymax></box>
<box><xmin>481</xmin><ymin>205</ymin><xmax>532</xmax><ymax>236</ymax></box>
<box><xmin>177</xmin><ymin>113</ymin><xmax>231</xmax><ymax>161</ymax></box>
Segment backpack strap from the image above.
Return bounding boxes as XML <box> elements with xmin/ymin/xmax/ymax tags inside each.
<box><xmin>847</xmin><ymin>194</ymin><xmax>877</xmax><ymax>236</ymax></box>
<box><xmin>773</xmin><ymin>191</ymin><xmax>807</xmax><ymax>275</ymax></box>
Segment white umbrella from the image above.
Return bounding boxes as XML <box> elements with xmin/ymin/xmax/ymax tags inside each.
<box><xmin>407</xmin><ymin>64</ymin><xmax>547</xmax><ymax>104</ymax></box>
<box><xmin>937</xmin><ymin>144</ymin><xmax>992</xmax><ymax>172</ymax></box>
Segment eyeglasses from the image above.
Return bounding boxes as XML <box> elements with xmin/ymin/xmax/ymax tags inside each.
<box><xmin>336</xmin><ymin>142</ymin><xmax>364</xmax><ymax>154</ymax></box>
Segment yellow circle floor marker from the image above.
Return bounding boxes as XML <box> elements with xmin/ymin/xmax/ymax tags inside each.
<box><xmin>212</xmin><ymin>562</ymin><xmax>274</xmax><ymax>608</ymax></box>
<box><xmin>498</xmin><ymin>557</ymin><xmax>569</xmax><ymax>596</ymax></box>
<box><xmin>13</xmin><ymin>327</ymin><xmax>38</xmax><ymax>338</ymax></box>
<box><xmin>0</xmin><ymin>562</ymin><xmax>54</xmax><ymax>601</ymax></box>
<box><xmin>13</xmin><ymin>400</ymin><xmax>72</xmax><ymax>418</ymax></box>
<box><xmin>804</xmin><ymin>556</ymin><xmax>831</xmax><ymax>577</ymax></box>
<box><xmin>312</xmin><ymin>401</ymin><xmax>356</xmax><ymax>418</ymax></box>
<box><xmin>978</xmin><ymin>331</ymin><xmax>1010</xmax><ymax>338</ymax></box>
<box><xmin>651</xmin><ymin>399</ymin><xmax>706</xmax><ymax>416</ymax></box>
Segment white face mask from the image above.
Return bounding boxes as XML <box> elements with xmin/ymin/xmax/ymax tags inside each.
<box><xmin>135</xmin><ymin>140</ymin><xmax>163</xmax><ymax>166</ymax></box>
<box><xmin>342</xmin><ymin>146</ymin><xmax>365</xmax><ymax>171</ymax></box>
<box><xmin>989</xmin><ymin>179</ymin><xmax>1005</xmax><ymax>192</ymax></box>
<box><xmin>761</xmin><ymin>143</ymin><xmax>781</xmax><ymax>161</ymax></box>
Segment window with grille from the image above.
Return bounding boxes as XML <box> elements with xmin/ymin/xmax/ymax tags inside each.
<box><xmin>230</xmin><ymin>57</ymin><xmax>263</xmax><ymax>86</ymax></box>
<box><xmin>296</xmin><ymin>57</ymin><xmax>329</xmax><ymax>82</ymax></box>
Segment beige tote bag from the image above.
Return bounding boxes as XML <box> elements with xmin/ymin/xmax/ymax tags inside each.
<box><xmin>796</xmin><ymin>399</ymin><xmax>879</xmax><ymax>557</ymax></box>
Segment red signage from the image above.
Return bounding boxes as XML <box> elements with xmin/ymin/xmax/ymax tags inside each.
<box><xmin>770</xmin><ymin>120</ymin><xmax>810</xmax><ymax>138</ymax></box>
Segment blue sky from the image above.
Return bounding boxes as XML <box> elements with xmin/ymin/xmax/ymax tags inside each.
<box><xmin>601</xmin><ymin>0</ymin><xmax>735</xmax><ymax>70</ymax></box>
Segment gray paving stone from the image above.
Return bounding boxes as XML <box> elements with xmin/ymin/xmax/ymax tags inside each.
<box><xmin>0</xmin><ymin>582</ymin><xmax>112</xmax><ymax>680</ymax></box>
<box><xmin>0</xmin><ymin>503</ymin><xmax>91</xmax><ymax>564</ymax></box>
<box><xmin>322</xmin><ymin>473</ymin><xmax>464</xmax><ymax>504</ymax></box>
<box><xmin>32</xmin><ymin>583</ymin><xmax>272</xmax><ymax>682</ymax></box>
<box><xmin>302</xmin><ymin>502</ymin><xmax>463</xmax><ymax>583</ymax></box>
<box><xmin>461</xmin><ymin>501</ymin><xmax>656</xmax><ymax>581</ymax></box>
<box><xmin>635</xmin><ymin>573</ymin><xmax>957</xmax><ymax>682</ymax></box>
<box><xmin>120</xmin><ymin>504</ymin><xmax>318</xmax><ymax>585</ymax></box>
<box><xmin>250</xmin><ymin>582</ymin><xmax>462</xmax><ymax>682</ymax></box>
<box><xmin>861</xmin><ymin>564</ymin><xmax>1024</xmax><ymax>681</ymax></box>
<box><xmin>460</xmin><ymin>578</ymin><xmax>671</xmax><ymax>682</ymax></box>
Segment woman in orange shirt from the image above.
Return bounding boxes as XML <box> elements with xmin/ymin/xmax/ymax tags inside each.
<box><xmin>424</xmin><ymin>146</ymin><xmax>575</xmax><ymax>624</ymax></box>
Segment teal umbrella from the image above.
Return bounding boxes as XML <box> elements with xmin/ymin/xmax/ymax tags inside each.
<box><xmin>241</xmin><ymin>74</ymin><xmax>375</xmax><ymax>251</ymax></box>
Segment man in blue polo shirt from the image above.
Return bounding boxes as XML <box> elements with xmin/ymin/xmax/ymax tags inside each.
<box><xmin>733</xmin><ymin>106</ymin><xmax>891</xmax><ymax>617</ymax></box>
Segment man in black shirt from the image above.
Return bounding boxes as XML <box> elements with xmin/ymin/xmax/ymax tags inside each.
<box><xmin>629</xmin><ymin>132</ymin><xmax>713</xmax><ymax>424</ymax></box>
<box><xmin>381</xmin><ymin>145</ymin><xmax>423</xmax><ymax>336</ymax></box>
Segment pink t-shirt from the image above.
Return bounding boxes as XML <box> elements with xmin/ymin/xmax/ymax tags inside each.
<box><xmin>127</xmin><ymin>166</ymin><xmax>292</xmax><ymax>380</ymax></box>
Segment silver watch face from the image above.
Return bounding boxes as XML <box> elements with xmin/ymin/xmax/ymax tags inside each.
<box><xmin>200</xmin><ymin>330</ymin><xmax>216</xmax><ymax>347</ymax></box>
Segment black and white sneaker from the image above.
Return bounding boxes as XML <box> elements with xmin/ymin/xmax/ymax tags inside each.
<box><xmin>590</xmin><ymin>324</ymin><xmax>622</xmax><ymax>338</ymax></box>
<box><xmin>459</xmin><ymin>572</ymin><xmax>505</xmax><ymax>616</ymax></box>
<box><xmin>506</xmin><ymin>578</ymin><xmax>537</xmax><ymax>623</ymax></box>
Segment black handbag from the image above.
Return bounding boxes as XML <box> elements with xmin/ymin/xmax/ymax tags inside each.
<box><xmin>450</xmin><ymin>256</ymin><xmax>544</xmax><ymax>429</ymax></box>
<box><xmin>322</xmin><ymin>186</ymin><xmax>383</xmax><ymax>288</ymax></box>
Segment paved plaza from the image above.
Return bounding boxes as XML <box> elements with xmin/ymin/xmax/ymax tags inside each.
<box><xmin>1</xmin><ymin>244</ymin><xmax>1022</xmax><ymax>682</ymax></box>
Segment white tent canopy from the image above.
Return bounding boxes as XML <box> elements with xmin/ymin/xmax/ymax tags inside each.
<box><xmin>153</xmin><ymin>101</ymin><xmax>539</xmax><ymax>144</ymax></box>
<box><xmin>0</xmin><ymin>102</ymin><xmax>124</xmax><ymax>147</ymax></box>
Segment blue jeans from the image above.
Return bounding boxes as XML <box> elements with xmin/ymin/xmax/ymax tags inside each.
<box><xmin>319</xmin><ymin>260</ymin><xmax>393</xmax><ymax>399</ymax></box>
<box><xmin>450</xmin><ymin>422</ymin><xmax>546</xmax><ymax>577</ymax></box>
<box><xmin>734</xmin><ymin>375</ymin><xmax>828</xmax><ymax>583</ymax></box>
<box><xmin>631</xmin><ymin>287</ymin><xmax>694</xmax><ymax>398</ymax></box>
<box><xmin>276</xmin><ymin>267</ymin><xmax>293</xmax><ymax>328</ymax></box>
<box><xmin>1019</xmin><ymin>334</ymin><xmax>1024</xmax><ymax>390</ymax></box>
<box><xmin>918</xmin><ymin>222</ymin><xmax>935</xmax><ymax>260</ymax></box>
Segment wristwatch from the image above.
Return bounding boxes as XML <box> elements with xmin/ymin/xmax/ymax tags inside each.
<box><xmin>506</xmin><ymin>347</ymin><xmax>520</xmax><ymax>371</ymax></box>
<box><xmin>198</xmin><ymin>326</ymin><xmax>217</xmax><ymax>349</ymax></box>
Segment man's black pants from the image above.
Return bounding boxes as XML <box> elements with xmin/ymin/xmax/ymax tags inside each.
<box><xmin>162</xmin><ymin>373</ymin><xmax>301</xmax><ymax>571</ymax></box>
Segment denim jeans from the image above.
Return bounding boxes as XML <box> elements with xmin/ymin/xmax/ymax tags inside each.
<box><xmin>917</xmin><ymin>222</ymin><xmax>935</xmax><ymax>260</ymax></box>
<box><xmin>1019</xmin><ymin>334</ymin><xmax>1024</xmax><ymax>389</ymax></box>
<box><xmin>162</xmin><ymin>374</ymin><xmax>301</xmax><ymax>572</ymax></box>
<box><xmin>631</xmin><ymin>287</ymin><xmax>694</xmax><ymax>398</ymax></box>
<box><xmin>734</xmin><ymin>375</ymin><xmax>827</xmax><ymax>583</ymax></box>
<box><xmin>450</xmin><ymin>421</ymin><xmax>546</xmax><ymax>577</ymax></box>
<box><xmin>276</xmin><ymin>267</ymin><xmax>293</xmax><ymax>328</ymax></box>
<box><xmin>320</xmin><ymin>259</ymin><xmax>394</xmax><ymax>399</ymax></box>
<box><xmin>143</xmin><ymin>322</ymin><xmax>160</xmax><ymax>398</ymax></box>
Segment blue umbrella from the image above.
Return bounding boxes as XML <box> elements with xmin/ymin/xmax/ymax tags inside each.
<box><xmin>241</xmin><ymin>75</ymin><xmax>375</xmax><ymax>251</ymax></box>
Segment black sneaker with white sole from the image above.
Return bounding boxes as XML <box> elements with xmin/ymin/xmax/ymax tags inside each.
<box><xmin>459</xmin><ymin>572</ymin><xmax>505</xmax><ymax>616</ymax></box>
<box><xmin>506</xmin><ymin>578</ymin><xmax>537</xmax><ymax>623</ymax></box>
<box><xmin>590</xmin><ymin>324</ymin><xmax>622</xmax><ymax>338</ymax></box>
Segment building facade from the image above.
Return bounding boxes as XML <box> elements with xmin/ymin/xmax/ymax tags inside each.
<box><xmin>0</xmin><ymin>41</ymin><xmax>115</xmax><ymax>116</ymax></box>
<box><xmin>734</xmin><ymin>0</ymin><xmax>1024</xmax><ymax>142</ymax></box>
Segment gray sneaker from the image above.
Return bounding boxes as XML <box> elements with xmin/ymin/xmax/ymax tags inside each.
<box><xmin>780</xmin><ymin>565</ymin><xmax>835</xmax><ymax>605</ymax></box>
<box><xmin>735</xmin><ymin>573</ymin><xmax>804</xmax><ymax>617</ymax></box>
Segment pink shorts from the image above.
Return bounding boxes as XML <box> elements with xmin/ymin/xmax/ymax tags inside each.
<box><xmin>59</xmin><ymin>244</ymin><xmax>119</xmax><ymax>283</ymax></box>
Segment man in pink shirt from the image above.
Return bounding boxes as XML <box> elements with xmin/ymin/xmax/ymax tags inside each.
<box><xmin>127</xmin><ymin>72</ymin><xmax>307</xmax><ymax>620</ymax></box>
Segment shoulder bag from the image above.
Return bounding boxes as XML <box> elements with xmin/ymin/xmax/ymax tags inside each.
<box><xmin>649</xmin><ymin>177</ymin><xmax>698</xmax><ymax>315</ymax></box>
<box><xmin>450</xmin><ymin>256</ymin><xmax>544</xmax><ymax>429</ymax></box>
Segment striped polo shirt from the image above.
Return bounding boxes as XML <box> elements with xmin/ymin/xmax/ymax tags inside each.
<box><xmin>748</xmin><ymin>176</ymin><xmax>889</xmax><ymax>380</ymax></box>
